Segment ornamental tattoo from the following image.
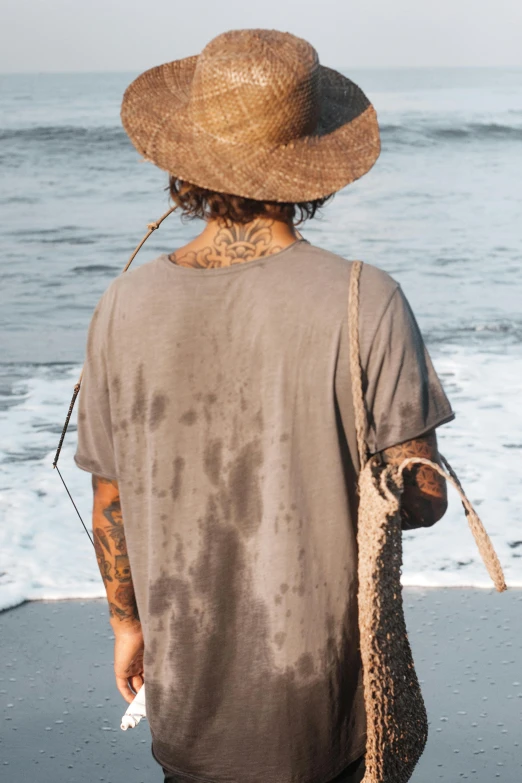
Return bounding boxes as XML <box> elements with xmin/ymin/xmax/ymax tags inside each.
<box><xmin>170</xmin><ymin>219</ymin><xmax>283</xmax><ymax>269</ymax></box>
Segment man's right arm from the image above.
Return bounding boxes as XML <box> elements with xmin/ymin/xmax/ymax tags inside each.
<box><xmin>378</xmin><ymin>429</ymin><xmax>448</xmax><ymax>529</ymax></box>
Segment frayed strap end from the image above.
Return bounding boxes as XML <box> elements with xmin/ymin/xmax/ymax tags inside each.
<box><xmin>397</xmin><ymin>455</ymin><xmax>508</xmax><ymax>593</ymax></box>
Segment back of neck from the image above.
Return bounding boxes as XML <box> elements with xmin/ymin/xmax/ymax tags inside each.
<box><xmin>169</xmin><ymin>217</ymin><xmax>298</xmax><ymax>269</ymax></box>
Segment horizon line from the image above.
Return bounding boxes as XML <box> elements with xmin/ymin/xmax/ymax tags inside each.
<box><xmin>2</xmin><ymin>64</ymin><xmax>522</xmax><ymax>77</ymax></box>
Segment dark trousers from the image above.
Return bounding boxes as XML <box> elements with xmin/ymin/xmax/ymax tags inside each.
<box><xmin>162</xmin><ymin>755</ymin><xmax>366</xmax><ymax>783</ymax></box>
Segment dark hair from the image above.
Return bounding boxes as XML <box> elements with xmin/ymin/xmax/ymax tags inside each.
<box><xmin>168</xmin><ymin>177</ymin><xmax>334</xmax><ymax>225</ymax></box>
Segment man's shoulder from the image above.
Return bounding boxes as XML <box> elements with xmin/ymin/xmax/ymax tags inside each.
<box><xmin>301</xmin><ymin>242</ymin><xmax>399</xmax><ymax>303</ymax></box>
<box><xmin>97</xmin><ymin>255</ymin><xmax>165</xmax><ymax>304</ymax></box>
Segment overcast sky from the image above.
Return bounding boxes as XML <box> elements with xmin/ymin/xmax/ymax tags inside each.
<box><xmin>2</xmin><ymin>0</ymin><xmax>521</xmax><ymax>73</ymax></box>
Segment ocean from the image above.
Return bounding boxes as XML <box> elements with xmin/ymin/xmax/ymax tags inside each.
<box><xmin>1</xmin><ymin>67</ymin><xmax>521</xmax><ymax>611</ymax></box>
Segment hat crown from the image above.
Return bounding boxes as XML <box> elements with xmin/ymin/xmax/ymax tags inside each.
<box><xmin>187</xmin><ymin>29</ymin><xmax>321</xmax><ymax>147</ymax></box>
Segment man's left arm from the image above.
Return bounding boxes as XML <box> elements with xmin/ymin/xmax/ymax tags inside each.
<box><xmin>92</xmin><ymin>475</ymin><xmax>144</xmax><ymax>703</ymax></box>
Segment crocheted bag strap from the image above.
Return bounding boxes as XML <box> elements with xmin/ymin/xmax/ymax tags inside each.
<box><xmin>347</xmin><ymin>259</ymin><xmax>507</xmax><ymax>593</ymax></box>
<box><xmin>347</xmin><ymin>260</ymin><xmax>369</xmax><ymax>470</ymax></box>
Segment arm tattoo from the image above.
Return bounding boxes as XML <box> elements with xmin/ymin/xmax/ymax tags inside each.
<box><xmin>94</xmin><ymin>533</ymin><xmax>113</xmax><ymax>582</ymax></box>
<box><xmin>92</xmin><ymin>476</ymin><xmax>140</xmax><ymax>625</ymax></box>
<box><xmin>169</xmin><ymin>219</ymin><xmax>283</xmax><ymax>269</ymax></box>
<box><xmin>102</xmin><ymin>499</ymin><xmax>126</xmax><ymax>552</ymax></box>
<box><xmin>113</xmin><ymin>583</ymin><xmax>139</xmax><ymax>622</ymax></box>
<box><xmin>380</xmin><ymin>431</ymin><xmax>448</xmax><ymax>529</ymax></box>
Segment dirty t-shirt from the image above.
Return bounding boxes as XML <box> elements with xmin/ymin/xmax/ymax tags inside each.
<box><xmin>75</xmin><ymin>240</ymin><xmax>455</xmax><ymax>783</ymax></box>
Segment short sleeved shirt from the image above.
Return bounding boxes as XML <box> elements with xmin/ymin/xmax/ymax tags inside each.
<box><xmin>75</xmin><ymin>240</ymin><xmax>454</xmax><ymax>783</ymax></box>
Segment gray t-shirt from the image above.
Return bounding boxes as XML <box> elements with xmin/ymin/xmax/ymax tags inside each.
<box><xmin>75</xmin><ymin>240</ymin><xmax>454</xmax><ymax>783</ymax></box>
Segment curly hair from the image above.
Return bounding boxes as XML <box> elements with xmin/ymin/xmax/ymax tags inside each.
<box><xmin>168</xmin><ymin>177</ymin><xmax>334</xmax><ymax>225</ymax></box>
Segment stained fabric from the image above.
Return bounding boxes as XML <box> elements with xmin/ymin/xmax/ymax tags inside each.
<box><xmin>75</xmin><ymin>239</ymin><xmax>454</xmax><ymax>783</ymax></box>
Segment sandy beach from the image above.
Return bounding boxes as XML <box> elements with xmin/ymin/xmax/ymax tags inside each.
<box><xmin>1</xmin><ymin>586</ymin><xmax>520</xmax><ymax>783</ymax></box>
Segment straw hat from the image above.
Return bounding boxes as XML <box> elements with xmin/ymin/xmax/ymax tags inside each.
<box><xmin>121</xmin><ymin>29</ymin><xmax>380</xmax><ymax>203</ymax></box>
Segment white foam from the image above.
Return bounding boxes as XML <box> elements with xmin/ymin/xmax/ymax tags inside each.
<box><xmin>402</xmin><ymin>344</ymin><xmax>522</xmax><ymax>588</ymax></box>
<box><xmin>1</xmin><ymin>349</ymin><xmax>520</xmax><ymax>613</ymax></box>
<box><xmin>0</xmin><ymin>367</ymin><xmax>104</xmax><ymax>612</ymax></box>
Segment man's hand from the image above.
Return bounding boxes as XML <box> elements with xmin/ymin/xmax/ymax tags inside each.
<box><xmin>379</xmin><ymin>430</ymin><xmax>448</xmax><ymax>529</ymax></box>
<box><xmin>114</xmin><ymin>625</ymin><xmax>145</xmax><ymax>703</ymax></box>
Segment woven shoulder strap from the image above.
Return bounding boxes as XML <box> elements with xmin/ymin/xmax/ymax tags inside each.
<box><xmin>347</xmin><ymin>259</ymin><xmax>507</xmax><ymax>593</ymax></box>
<box><xmin>347</xmin><ymin>260</ymin><xmax>368</xmax><ymax>469</ymax></box>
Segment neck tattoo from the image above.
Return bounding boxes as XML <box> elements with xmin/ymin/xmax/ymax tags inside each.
<box><xmin>169</xmin><ymin>219</ymin><xmax>287</xmax><ymax>269</ymax></box>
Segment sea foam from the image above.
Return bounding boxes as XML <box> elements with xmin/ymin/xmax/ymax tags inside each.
<box><xmin>1</xmin><ymin>348</ymin><xmax>521</xmax><ymax>613</ymax></box>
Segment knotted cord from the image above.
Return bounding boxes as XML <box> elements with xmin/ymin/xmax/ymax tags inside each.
<box><xmin>349</xmin><ymin>258</ymin><xmax>506</xmax><ymax>594</ymax></box>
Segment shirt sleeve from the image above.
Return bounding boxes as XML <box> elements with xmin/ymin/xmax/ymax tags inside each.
<box><xmin>363</xmin><ymin>284</ymin><xmax>455</xmax><ymax>455</ymax></box>
<box><xmin>74</xmin><ymin>292</ymin><xmax>118</xmax><ymax>480</ymax></box>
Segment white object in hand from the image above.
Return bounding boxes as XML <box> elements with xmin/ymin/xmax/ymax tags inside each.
<box><xmin>121</xmin><ymin>683</ymin><xmax>147</xmax><ymax>730</ymax></box>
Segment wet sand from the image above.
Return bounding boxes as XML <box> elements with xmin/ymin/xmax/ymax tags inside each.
<box><xmin>1</xmin><ymin>587</ymin><xmax>521</xmax><ymax>783</ymax></box>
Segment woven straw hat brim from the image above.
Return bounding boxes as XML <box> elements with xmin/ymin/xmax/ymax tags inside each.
<box><xmin>121</xmin><ymin>57</ymin><xmax>381</xmax><ymax>203</ymax></box>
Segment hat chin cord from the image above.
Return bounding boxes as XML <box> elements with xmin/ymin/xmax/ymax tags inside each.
<box><xmin>52</xmin><ymin>204</ymin><xmax>177</xmax><ymax>542</ymax></box>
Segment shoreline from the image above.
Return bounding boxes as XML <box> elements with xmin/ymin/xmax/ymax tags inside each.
<box><xmin>1</xmin><ymin>588</ymin><xmax>521</xmax><ymax>782</ymax></box>
<box><xmin>2</xmin><ymin>579</ymin><xmax>521</xmax><ymax>616</ymax></box>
